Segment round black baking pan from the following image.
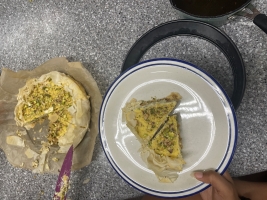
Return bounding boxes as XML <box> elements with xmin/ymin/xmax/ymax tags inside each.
<box><xmin>121</xmin><ymin>20</ymin><xmax>246</xmax><ymax>110</ymax></box>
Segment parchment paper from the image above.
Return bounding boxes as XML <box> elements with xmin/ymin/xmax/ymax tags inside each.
<box><xmin>0</xmin><ymin>57</ymin><xmax>102</xmax><ymax>174</ymax></box>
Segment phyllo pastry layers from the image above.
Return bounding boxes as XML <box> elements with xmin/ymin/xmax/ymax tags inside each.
<box><xmin>123</xmin><ymin>92</ymin><xmax>185</xmax><ymax>182</ymax></box>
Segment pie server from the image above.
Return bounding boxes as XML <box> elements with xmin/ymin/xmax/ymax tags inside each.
<box><xmin>53</xmin><ymin>145</ymin><xmax>73</xmax><ymax>200</ymax></box>
<box><xmin>150</xmin><ymin>101</ymin><xmax>181</xmax><ymax>141</ymax></box>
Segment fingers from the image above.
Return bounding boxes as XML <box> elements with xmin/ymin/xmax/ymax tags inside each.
<box><xmin>194</xmin><ymin>170</ymin><xmax>240</xmax><ymax>200</ymax></box>
<box><xmin>194</xmin><ymin>171</ymin><xmax>233</xmax><ymax>193</ymax></box>
<box><xmin>223</xmin><ymin>171</ymin><xmax>234</xmax><ymax>183</ymax></box>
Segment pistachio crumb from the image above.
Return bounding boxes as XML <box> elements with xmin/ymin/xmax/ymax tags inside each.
<box><xmin>32</xmin><ymin>159</ymin><xmax>39</xmax><ymax>168</ymax></box>
<box><xmin>16</xmin><ymin>130</ymin><xmax>22</xmax><ymax>137</ymax></box>
<box><xmin>52</xmin><ymin>157</ymin><xmax>59</xmax><ymax>162</ymax></box>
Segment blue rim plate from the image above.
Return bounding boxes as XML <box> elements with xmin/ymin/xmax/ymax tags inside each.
<box><xmin>99</xmin><ymin>58</ymin><xmax>237</xmax><ymax>198</ymax></box>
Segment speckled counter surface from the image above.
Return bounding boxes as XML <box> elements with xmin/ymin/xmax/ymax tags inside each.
<box><xmin>0</xmin><ymin>0</ymin><xmax>267</xmax><ymax>199</ymax></box>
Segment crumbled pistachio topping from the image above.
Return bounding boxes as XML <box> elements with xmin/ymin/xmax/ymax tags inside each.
<box><xmin>149</xmin><ymin>116</ymin><xmax>180</xmax><ymax>158</ymax></box>
<box><xmin>21</xmin><ymin>78</ymin><xmax>73</xmax><ymax>145</ymax></box>
<box><xmin>134</xmin><ymin>101</ymin><xmax>176</xmax><ymax>140</ymax></box>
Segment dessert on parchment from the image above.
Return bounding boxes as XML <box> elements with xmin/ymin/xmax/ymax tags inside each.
<box><xmin>14</xmin><ymin>71</ymin><xmax>90</xmax><ymax>173</ymax></box>
<box><xmin>0</xmin><ymin>58</ymin><xmax>102</xmax><ymax>174</ymax></box>
<box><xmin>14</xmin><ymin>71</ymin><xmax>90</xmax><ymax>148</ymax></box>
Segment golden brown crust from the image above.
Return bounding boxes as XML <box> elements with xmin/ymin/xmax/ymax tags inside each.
<box><xmin>14</xmin><ymin>71</ymin><xmax>90</xmax><ymax>148</ymax></box>
<box><xmin>122</xmin><ymin>92</ymin><xmax>185</xmax><ymax>182</ymax></box>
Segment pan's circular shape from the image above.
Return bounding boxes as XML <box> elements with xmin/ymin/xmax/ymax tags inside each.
<box><xmin>122</xmin><ymin>20</ymin><xmax>246</xmax><ymax>110</ymax></box>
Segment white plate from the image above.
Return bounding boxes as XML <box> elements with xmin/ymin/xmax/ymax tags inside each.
<box><xmin>99</xmin><ymin>59</ymin><xmax>237</xmax><ymax>198</ymax></box>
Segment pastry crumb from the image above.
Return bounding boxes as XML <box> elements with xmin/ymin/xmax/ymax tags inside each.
<box><xmin>82</xmin><ymin>178</ymin><xmax>90</xmax><ymax>184</ymax></box>
<box><xmin>32</xmin><ymin>159</ymin><xmax>39</xmax><ymax>168</ymax></box>
<box><xmin>52</xmin><ymin>157</ymin><xmax>59</xmax><ymax>162</ymax></box>
<box><xmin>16</xmin><ymin>130</ymin><xmax>22</xmax><ymax>137</ymax></box>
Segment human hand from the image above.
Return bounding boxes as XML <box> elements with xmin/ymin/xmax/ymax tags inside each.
<box><xmin>233</xmin><ymin>178</ymin><xmax>267</xmax><ymax>200</ymax></box>
<box><xmin>194</xmin><ymin>170</ymin><xmax>240</xmax><ymax>200</ymax></box>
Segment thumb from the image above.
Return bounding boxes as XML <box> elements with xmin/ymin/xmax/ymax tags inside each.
<box><xmin>194</xmin><ymin>171</ymin><xmax>233</xmax><ymax>193</ymax></box>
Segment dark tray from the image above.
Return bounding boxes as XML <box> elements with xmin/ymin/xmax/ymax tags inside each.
<box><xmin>121</xmin><ymin>20</ymin><xmax>246</xmax><ymax>110</ymax></box>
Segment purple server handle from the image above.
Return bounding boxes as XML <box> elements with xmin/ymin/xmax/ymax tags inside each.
<box><xmin>53</xmin><ymin>145</ymin><xmax>73</xmax><ymax>200</ymax></box>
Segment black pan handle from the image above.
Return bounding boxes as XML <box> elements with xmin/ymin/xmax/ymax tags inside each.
<box><xmin>253</xmin><ymin>14</ymin><xmax>267</xmax><ymax>34</ymax></box>
<box><xmin>237</xmin><ymin>4</ymin><xmax>267</xmax><ymax>35</ymax></box>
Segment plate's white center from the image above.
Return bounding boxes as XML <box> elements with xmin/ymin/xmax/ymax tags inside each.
<box><xmin>101</xmin><ymin>62</ymin><xmax>234</xmax><ymax>196</ymax></box>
